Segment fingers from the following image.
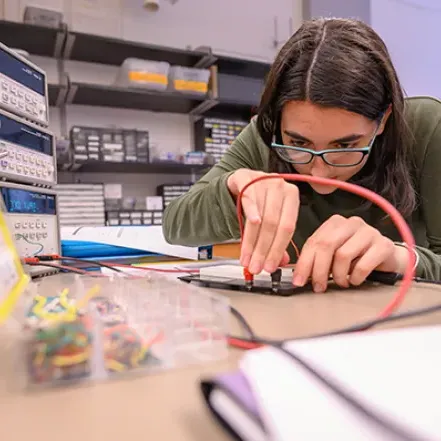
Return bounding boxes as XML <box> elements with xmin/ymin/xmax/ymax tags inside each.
<box><xmin>331</xmin><ymin>230</ymin><xmax>374</xmax><ymax>287</ymax></box>
<box><xmin>280</xmin><ymin>251</ymin><xmax>290</xmax><ymax>267</ymax></box>
<box><xmin>349</xmin><ymin>238</ymin><xmax>395</xmax><ymax>285</ymax></box>
<box><xmin>248</xmin><ymin>185</ymin><xmax>284</xmax><ymax>274</ymax></box>
<box><xmin>263</xmin><ymin>187</ymin><xmax>299</xmax><ymax>273</ymax></box>
<box><xmin>293</xmin><ymin>215</ymin><xmax>361</xmax><ymax>290</ymax></box>
<box><xmin>240</xmin><ymin>185</ymin><xmax>263</xmax><ymax>268</ymax></box>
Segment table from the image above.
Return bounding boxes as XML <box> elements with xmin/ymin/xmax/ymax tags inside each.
<box><xmin>0</xmin><ymin>280</ymin><xmax>440</xmax><ymax>441</ymax></box>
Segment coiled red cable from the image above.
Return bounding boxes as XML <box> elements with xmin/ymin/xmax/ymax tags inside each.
<box><xmin>236</xmin><ymin>174</ymin><xmax>416</xmax><ymax>319</ymax></box>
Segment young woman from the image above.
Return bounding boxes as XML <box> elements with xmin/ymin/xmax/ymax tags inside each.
<box><xmin>162</xmin><ymin>18</ymin><xmax>441</xmax><ymax>292</ymax></box>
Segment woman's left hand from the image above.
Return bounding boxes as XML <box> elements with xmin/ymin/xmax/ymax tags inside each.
<box><xmin>292</xmin><ymin>215</ymin><xmax>410</xmax><ymax>293</ymax></box>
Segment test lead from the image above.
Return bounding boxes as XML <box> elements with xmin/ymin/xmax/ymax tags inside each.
<box><xmin>270</xmin><ymin>268</ymin><xmax>282</xmax><ymax>293</ymax></box>
<box><xmin>243</xmin><ymin>268</ymin><xmax>254</xmax><ymax>291</ymax></box>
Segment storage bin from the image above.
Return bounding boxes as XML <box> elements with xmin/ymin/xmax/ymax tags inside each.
<box><xmin>168</xmin><ymin>66</ymin><xmax>211</xmax><ymax>95</ymax></box>
<box><xmin>116</xmin><ymin>58</ymin><xmax>170</xmax><ymax>91</ymax></box>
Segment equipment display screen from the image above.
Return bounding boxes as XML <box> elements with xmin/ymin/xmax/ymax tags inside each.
<box><xmin>0</xmin><ymin>47</ymin><xmax>45</xmax><ymax>96</ymax></box>
<box><xmin>0</xmin><ymin>111</ymin><xmax>52</xmax><ymax>155</ymax></box>
<box><xmin>1</xmin><ymin>188</ymin><xmax>56</xmax><ymax>215</ymax></box>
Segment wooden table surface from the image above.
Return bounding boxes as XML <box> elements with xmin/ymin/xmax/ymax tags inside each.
<box><xmin>1</xmin><ymin>280</ymin><xmax>440</xmax><ymax>441</ymax></box>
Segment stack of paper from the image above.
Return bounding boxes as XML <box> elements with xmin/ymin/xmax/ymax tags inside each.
<box><xmin>201</xmin><ymin>326</ymin><xmax>441</xmax><ymax>441</ymax></box>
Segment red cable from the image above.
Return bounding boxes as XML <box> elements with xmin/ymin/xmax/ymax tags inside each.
<box><xmin>236</xmin><ymin>174</ymin><xmax>416</xmax><ymax>319</ymax></box>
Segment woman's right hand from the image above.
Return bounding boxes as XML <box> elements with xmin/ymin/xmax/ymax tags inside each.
<box><xmin>227</xmin><ymin>169</ymin><xmax>300</xmax><ymax>275</ymax></box>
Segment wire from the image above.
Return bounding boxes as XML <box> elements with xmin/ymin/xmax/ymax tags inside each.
<box><xmin>229</xmin><ymin>305</ymin><xmax>257</xmax><ymax>340</ymax></box>
<box><xmin>16</xmin><ymin>233</ymin><xmax>44</xmax><ymax>256</ymax></box>
<box><xmin>25</xmin><ymin>261</ymin><xmax>98</xmax><ymax>276</ymax></box>
<box><xmin>236</xmin><ymin>174</ymin><xmax>416</xmax><ymax>320</ymax></box>
<box><xmin>25</xmin><ymin>255</ymin><xmax>200</xmax><ymax>275</ymax></box>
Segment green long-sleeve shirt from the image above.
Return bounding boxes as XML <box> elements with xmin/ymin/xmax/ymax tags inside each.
<box><xmin>163</xmin><ymin>96</ymin><xmax>441</xmax><ymax>280</ymax></box>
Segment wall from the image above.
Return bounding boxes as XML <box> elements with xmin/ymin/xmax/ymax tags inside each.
<box><xmin>5</xmin><ymin>0</ymin><xmax>301</xmax><ymax>199</ymax></box>
<box><xmin>303</xmin><ymin>0</ymin><xmax>370</xmax><ymax>22</ymax></box>
<box><xmin>371</xmin><ymin>0</ymin><xmax>441</xmax><ymax>98</ymax></box>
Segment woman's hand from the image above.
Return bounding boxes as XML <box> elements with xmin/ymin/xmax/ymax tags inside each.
<box><xmin>292</xmin><ymin>215</ymin><xmax>410</xmax><ymax>292</ymax></box>
<box><xmin>227</xmin><ymin>169</ymin><xmax>300</xmax><ymax>275</ymax></box>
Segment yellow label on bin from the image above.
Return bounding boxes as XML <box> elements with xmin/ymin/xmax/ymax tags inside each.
<box><xmin>0</xmin><ymin>210</ymin><xmax>29</xmax><ymax>324</ymax></box>
<box><xmin>128</xmin><ymin>71</ymin><xmax>168</xmax><ymax>85</ymax></box>
<box><xmin>174</xmin><ymin>79</ymin><xmax>208</xmax><ymax>93</ymax></box>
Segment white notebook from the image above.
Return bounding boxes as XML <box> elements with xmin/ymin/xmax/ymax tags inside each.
<box><xmin>240</xmin><ymin>326</ymin><xmax>441</xmax><ymax>441</ymax></box>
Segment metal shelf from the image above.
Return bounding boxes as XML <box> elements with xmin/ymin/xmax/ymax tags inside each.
<box><xmin>63</xmin><ymin>30</ymin><xmax>215</xmax><ymax>68</ymax></box>
<box><xmin>0</xmin><ymin>20</ymin><xmax>66</xmax><ymax>58</ymax></box>
<box><xmin>58</xmin><ymin>161</ymin><xmax>209</xmax><ymax>175</ymax></box>
<box><xmin>66</xmin><ymin>82</ymin><xmax>210</xmax><ymax>114</ymax></box>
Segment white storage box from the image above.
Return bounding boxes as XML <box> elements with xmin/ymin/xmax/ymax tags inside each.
<box><xmin>169</xmin><ymin>66</ymin><xmax>211</xmax><ymax>95</ymax></box>
<box><xmin>116</xmin><ymin>58</ymin><xmax>170</xmax><ymax>91</ymax></box>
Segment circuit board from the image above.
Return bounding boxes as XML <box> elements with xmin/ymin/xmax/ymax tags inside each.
<box><xmin>178</xmin><ymin>273</ymin><xmax>310</xmax><ymax>296</ymax></box>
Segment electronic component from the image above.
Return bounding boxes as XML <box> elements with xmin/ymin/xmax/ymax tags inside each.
<box><xmin>56</xmin><ymin>184</ymin><xmax>105</xmax><ymax>228</ymax></box>
<box><xmin>0</xmin><ymin>108</ymin><xmax>56</xmax><ymax>187</ymax></box>
<box><xmin>69</xmin><ymin>126</ymin><xmax>150</xmax><ymax>167</ymax></box>
<box><xmin>0</xmin><ymin>182</ymin><xmax>60</xmax><ymax>277</ymax></box>
<box><xmin>0</xmin><ymin>42</ymin><xmax>49</xmax><ymax>127</ymax></box>
<box><xmin>180</xmin><ymin>265</ymin><xmax>301</xmax><ymax>296</ymax></box>
<box><xmin>194</xmin><ymin>117</ymin><xmax>248</xmax><ymax>163</ymax></box>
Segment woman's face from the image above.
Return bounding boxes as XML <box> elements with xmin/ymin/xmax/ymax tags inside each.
<box><xmin>280</xmin><ymin>101</ymin><xmax>388</xmax><ymax>195</ymax></box>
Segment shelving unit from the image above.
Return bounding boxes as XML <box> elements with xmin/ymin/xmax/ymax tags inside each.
<box><xmin>0</xmin><ymin>20</ymin><xmax>272</xmax><ymax>177</ymax></box>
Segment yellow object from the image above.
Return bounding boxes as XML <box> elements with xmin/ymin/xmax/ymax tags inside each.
<box><xmin>173</xmin><ymin>79</ymin><xmax>208</xmax><ymax>93</ymax></box>
<box><xmin>128</xmin><ymin>71</ymin><xmax>168</xmax><ymax>85</ymax></box>
<box><xmin>52</xmin><ymin>350</ymin><xmax>90</xmax><ymax>367</ymax></box>
<box><xmin>0</xmin><ymin>210</ymin><xmax>29</xmax><ymax>324</ymax></box>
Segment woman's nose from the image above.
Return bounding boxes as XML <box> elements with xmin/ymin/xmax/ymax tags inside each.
<box><xmin>309</xmin><ymin>156</ymin><xmax>333</xmax><ymax>178</ymax></box>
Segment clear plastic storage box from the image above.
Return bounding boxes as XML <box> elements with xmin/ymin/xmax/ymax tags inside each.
<box><xmin>6</xmin><ymin>272</ymin><xmax>229</xmax><ymax>391</ymax></box>
<box><xmin>168</xmin><ymin>66</ymin><xmax>211</xmax><ymax>95</ymax></box>
<box><xmin>116</xmin><ymin>58</ymin><xmax>170</xmax><ymax>91</ymax></box>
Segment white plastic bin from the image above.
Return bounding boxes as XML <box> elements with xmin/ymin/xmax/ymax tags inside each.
<box><xmin>116</xmin><ymin>58</ymin><xmax>170</xmax><ymax>91</ymax></box>
<box><xmin>169</xmin><ymin>66</ymin><xmax>211</xmax><ymax>95</ymax></box>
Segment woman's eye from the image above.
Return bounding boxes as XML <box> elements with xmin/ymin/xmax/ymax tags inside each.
<box><xmin>290</xmin><ymin>140</ymin><xmax>308</xmax><ymax>147</ymax></box>
<box><xmin>337</xmin><ymin>142</ymin><xmax>353</xmax><ymax>149</ymax></box>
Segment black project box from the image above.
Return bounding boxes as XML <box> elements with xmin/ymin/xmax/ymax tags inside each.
<box><xmin>70</xmin><ymin>126</ymin><xmax>149</xmax><ymax>165</ymax></box>
<box><xmin>194</xmin><ymin>117</ymin><xmax>248</xmax><ymax>163</ymax></box>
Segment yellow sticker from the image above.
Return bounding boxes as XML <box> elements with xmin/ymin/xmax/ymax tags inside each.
<box><xmin>173</xmin><ymin>79</ymin><xmax>208</xmax><ymax>93</ymax></box>
<box><xmin>0</xmin><ymin>211</ymin><xmax>29</xmax><ymax>324</ymax></box>
<box><xmin>128</xmin><ymin>71</ymin><xmax>168</xmax><ymax>85</ymax></box>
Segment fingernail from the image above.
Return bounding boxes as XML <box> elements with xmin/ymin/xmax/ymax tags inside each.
<box><xmin>314</xmin><ymin>283</ymin><xmax>325</xmax><ymax>293</ymax></box>
<box><xmin>293</xmin><ymin>274</ymin><xmax>304</xmax><ymax>287</ymax></box>
<box><xmin>249</xmin><ymin>262</ymin><xmax>261</xmax><ymax>274</ymax></box>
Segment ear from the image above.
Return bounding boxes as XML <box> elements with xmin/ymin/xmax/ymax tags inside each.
<box><xmin>376</xmin><ymin>104</ymin><xmax>392</xmax><ymax>136</ymax></box>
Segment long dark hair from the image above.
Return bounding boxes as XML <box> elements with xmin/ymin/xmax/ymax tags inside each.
<box><xmin>256</xmin><ymin>18</ymin><xmax>416</xmax><ymax>217</ymax></box>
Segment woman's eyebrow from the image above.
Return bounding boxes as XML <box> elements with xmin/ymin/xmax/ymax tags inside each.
<box><xmin>283</xmin><ymin>130</ymin><xmax>364</xmax><ymax>144</ymax></box>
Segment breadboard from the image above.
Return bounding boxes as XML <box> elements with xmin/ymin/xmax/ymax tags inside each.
<box><xmin>180</xmin><ymin>265</ymin><xmax>308</xmax><ymax>297</ymax></box>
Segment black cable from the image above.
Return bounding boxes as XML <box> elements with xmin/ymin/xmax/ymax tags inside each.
<box><xmin>414</xmin><ymin>277</ymin><xmax>441</xmax><ymax>286</ymax></box>
<box><xmin>230</xmin><ymin>306</ymin><xmax>256</xmax><ymax>339</ymax></box>
<box><xmin>38</xmin><ymin>255</ymin><xmax>124</xmax><ymax>274</ymax></box>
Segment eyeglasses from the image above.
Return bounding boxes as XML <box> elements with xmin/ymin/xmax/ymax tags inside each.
<box><xmin>270</xmin><ymin>143</ymin><xmax>371</xmax><ymax>167</ymax></box>
<box><xmin>270</xmin><ymin>121</ymin><xmax>381</xmax><ymax>168</ymax></box>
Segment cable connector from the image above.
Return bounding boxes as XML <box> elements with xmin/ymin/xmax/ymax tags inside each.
<box><xmin>243</xmin><ymin>267</ymin><xmax>254</xmax><ymax>291</ymax></box>
<box><xmin>270</xmin><ymin>268</ymin><xmax>282</xmax><ymax>293</ymax></box>
<box><xmin>366</xmin><ymin>270</ymin><xmax>402</xmax><ymax>286</ymax></box>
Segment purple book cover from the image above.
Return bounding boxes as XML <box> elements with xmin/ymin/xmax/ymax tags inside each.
<box><xmin>200</xmin><ymin>369</ymin><xmax>266</xmax><ymax>437</ymax></box>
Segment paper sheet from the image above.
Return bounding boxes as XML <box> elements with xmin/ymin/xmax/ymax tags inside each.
<box><xmin>240</xmin><ymin>326</ymin><xmax>441</xmax><ymax>441</ymax></box>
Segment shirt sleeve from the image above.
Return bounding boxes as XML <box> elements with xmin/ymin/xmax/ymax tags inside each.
<box><xmin>413</xmin><ymin>100</ymin><xmax>441</xmax><ymax>279</ymax></box>
<box><xmin>162</xmin><ymin>120</ymin><xmax>267</xmax><ymax>247</ymax></box>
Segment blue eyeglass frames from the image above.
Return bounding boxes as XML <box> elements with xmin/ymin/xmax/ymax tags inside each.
<box><xmin>270</xmin><ymin>119</ymin><xmax>383</xmax><ymax>168</ymax></box>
